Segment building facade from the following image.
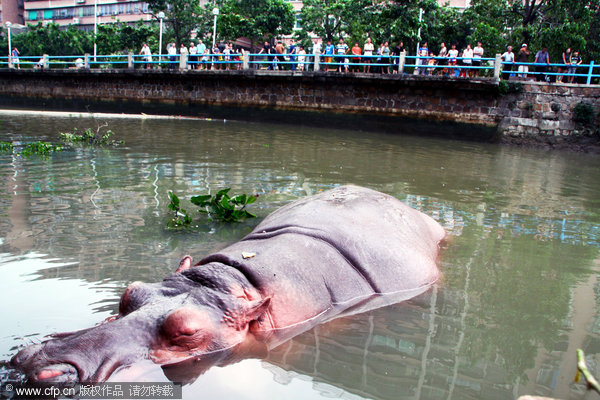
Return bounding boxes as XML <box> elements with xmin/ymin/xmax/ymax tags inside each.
<box><xmin>1</xmin><ymin>0</ymin><xmax>25</xmax><ymax>25</ymax></box>
<box><xmin>18</xmin><ymin>0</ymin><xmax>470</xmax><ymax>30</ymax></box>
<box><xmin>22</xmin><ymin>0</ymin><xmax>152</xmax><ymax>29</ymax></box>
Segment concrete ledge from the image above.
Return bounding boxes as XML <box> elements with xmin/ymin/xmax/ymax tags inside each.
<box><xmin>0</xmin><ymin>69</ymin><xmax>598</xmax><ymax>149</ymax></box>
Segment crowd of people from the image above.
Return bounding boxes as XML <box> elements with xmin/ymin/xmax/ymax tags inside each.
<box><xmin>135</xmin><ymin>37</ymin><xmax>588</xmax><ymax>82</ymax></box>
<box><xmin>139</xmin><ymin>40</ymin><xmax>245</xmax><ymax>70</ymax></box>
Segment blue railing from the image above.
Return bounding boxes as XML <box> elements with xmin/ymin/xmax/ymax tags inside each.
<box><xmin>500</xmin><ymin>60</ymin><xmax>598</xmax><ymax>84</ymax></box>
<box><xmin>1</xmin><ymin>52</ymin><xmax>598</xmax><ymax>84</ymax></box>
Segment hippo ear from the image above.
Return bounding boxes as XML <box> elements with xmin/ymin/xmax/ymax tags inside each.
<box><xmin>244</xmin><ymin>297</ymin><xmax>271</xmax><ymax>323</ymax></box>
<box><xmin>175</xmin><ymin>255</ymin><xmax>193</xmax><ymax>273</ymax></box>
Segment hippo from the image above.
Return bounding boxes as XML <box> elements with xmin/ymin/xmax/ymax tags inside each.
<box><xmin>11</xmin><ymin>185</ymin><xmax>445</xmax><ymax>385</ymax></box>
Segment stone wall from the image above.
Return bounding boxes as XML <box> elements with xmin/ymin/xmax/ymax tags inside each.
<box><xmin>0</xmin><ymin>69</ymin><xmax>598</xmax><ymax>149</ymax></box>
<box><xmin>491</xmin><ymin>82</ymin><xmax>600</xmax><ymax>149</ymax></box>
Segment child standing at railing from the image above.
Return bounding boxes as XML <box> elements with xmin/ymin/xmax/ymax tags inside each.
<box><xmin>298</xmin><ymin>46</ymin><xmax>307</xmax><ymax>71</ymax></box>
<box><xmin>427</xmin><ymin>53</ymin><xmax>437</xmax><ymax>75</ymax></box>
<box><xmin>569</xmin><ymin>51</ymin><xmax>583</xmax><ymax>83</ymax></box>
<box><xmin>448</xmin><ymin>44</ymin><xmax>459</xmax><ymax>77</ymax></box>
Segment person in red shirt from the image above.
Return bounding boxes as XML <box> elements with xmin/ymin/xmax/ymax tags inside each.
<box><xmin>351</xmin><ymin>43</ymin><xmax>362</xmax><ymax>72</ymax></box>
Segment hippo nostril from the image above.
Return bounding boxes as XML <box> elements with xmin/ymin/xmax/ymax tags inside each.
<box><xmin>11</xmin><ymin>343</ymin><xmax>44</xmax><ymax>366</ymax></box>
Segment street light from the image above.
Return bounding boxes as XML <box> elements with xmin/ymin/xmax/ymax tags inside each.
<box><xmin>6</xmin><ymin>22</ymin><xmax>12</xmax><ymax>68</ymax></box>
<box><xmin>93</xmin><ymin>0</ymin><xmax>98</xmax><ymax>62</ymax></box>
<box><xmin>212</xmin><ymin>7</ymin><xmax>219</xmax><ymax>50</ymax></box>
<box><xmin>415</xmin><ymin>8</ymin><xmax>423</xmax><ymax>58</ymax></box>
<box><xmin>157</xmin><ymin>11</ymin><xmax>165</xmax><ymax>63</ymax></box>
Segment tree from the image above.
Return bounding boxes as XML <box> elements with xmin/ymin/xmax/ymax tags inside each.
<box><xmin>145</xmin><ymin>0</ymin><xmax>203</xmax><ymax>49</ymax></box>
<box><xmin>11</xmin><ymin>23</ymin><xmax>93</xmax><ymax>56</ymax></box>
<box><xmin>96</xmin><ymin>21</ymin><xmax>159</xmax><ymax>55</ymax></box>
<box><xmin>215</xmin><ymin>0</ymin><xmax>295</xmax><ymax>48</ymax></box>
<box><xmin>298</xmin><ymin>0</ymin><xmax>376</xmax><ymax>43</ymax></box>
<box><xmin>465</xmin><ymin>0</ymin><xmax>600</xmax><ymax>61</ymax></box>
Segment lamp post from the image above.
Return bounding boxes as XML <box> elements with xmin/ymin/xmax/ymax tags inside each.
<box><xmin>415</xmin><ymin>8</ymin><xmax>423</xmax><ymax>58</ymax></box>
<box><xmin>93</xmin><ymin>0</ymin><xmax>98</xmax><ymax>62</ymax></box>
<box><xmin>157</xmin><ymin>11</ymin><xmax>165</xmax><ymax>63</ymax></box>
<box><xmin>6</xmin><ymin>22</ymin><xmax>12</xmax><ymax>68</ymax></box>
<box><xmin>212</xmin><ymin>7</ymin><xmax>219</xmax><ymax>50</ymax></box>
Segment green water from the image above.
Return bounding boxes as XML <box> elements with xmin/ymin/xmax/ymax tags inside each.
<box><xmin>0</xmin><ymin>110</ymin><xmax>599</xmax><ymax>400</ymax></box>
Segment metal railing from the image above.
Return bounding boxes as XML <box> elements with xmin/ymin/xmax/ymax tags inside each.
<box><xmin>1</xmin><ymin>52</ymin><xmax>598</xmax><ymax>84</ymax></box>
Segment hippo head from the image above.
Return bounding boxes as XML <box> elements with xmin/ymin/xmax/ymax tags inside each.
<box><xmin>11</xmin><ymin>256</ymin><xmax>271</xmax><ymax>384</ymax></box>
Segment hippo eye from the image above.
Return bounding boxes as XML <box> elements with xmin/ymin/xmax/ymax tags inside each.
<box><xmin>162</xmin><ymin>307</ymin><xmax>214</xmax><ymax>350</ymax></box>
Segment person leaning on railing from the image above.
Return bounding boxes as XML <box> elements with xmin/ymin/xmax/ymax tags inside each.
<box><xmin>297</xmin><ymin>46</ymin><xmax>307</xmax><ymax>71</ymax></box>
<box><xmin>363</xmin><ymin>38</ymin><xmax>374</xmax><ymax>73</ymax></box>
<box><xmin>501</xmin><ymin>45</ymin><xmax>515</xmax><ymax>80</ymax></box>
<box><xmin>569</xmin><ymin>51</ymin><xmax>583</xmax><ymax>84</ymax></box>
<box><xmin>534</xmin><ymin>46</ymin><xmax>550</xmax><ymax>82</ymax></box>
<box><xmin>392</xmin><ymin>42</ymin><xmax>404</xmax><ymax>74</ymax></box>
<box><xmin>351</xmin><ymin>42</ymin><xmax>362</xmax><ymax>73</ymax></box>
<box><xmin>517</xmin><ymin>44</ymin><xmax>530</xmax><ymax>78</ymax></box>
<box><xmin>557</xmin><ymin>48</ymin><xmax>572</xmax><ymax>82</ymax></box>
<box><xmin>448</xmin><ymin>44</ymin><xmax>459</xmax><ymax>76</ymax></box>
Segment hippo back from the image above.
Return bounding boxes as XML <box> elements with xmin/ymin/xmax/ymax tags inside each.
<box><xmin>199</xmin><ymin>185</ymin><xmax>445</xmax><ymax>333</ymax></box>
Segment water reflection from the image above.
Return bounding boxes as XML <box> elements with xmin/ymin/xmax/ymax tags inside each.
<box><xmin>0</xmin><ymin>112</ymin><xmax>599</xmax><ymax>399</ymax></box>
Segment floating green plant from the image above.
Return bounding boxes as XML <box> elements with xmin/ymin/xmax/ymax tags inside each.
<box><xmin>167</xmin><ymin>188</ymin><xmax>258</xmax><ymax>228</ymax></box>
<box><xmin>0</xmin><ymin>141</ymin><xmax>13</xmax><ymax>153</ymax></box>
<box><xmin>191</xmin><ymin>188</ymin><xmax>257</xmax><ymax>223</ymax></box>
<box><xmin>20</xmin><ymin>141</ymin><xmax>64</xmax><ymax>157</ymax></box>
<box><xmin>59</xmin><ymin>124</ymin><xmax>123</xmax><ymax>146</ymax></box>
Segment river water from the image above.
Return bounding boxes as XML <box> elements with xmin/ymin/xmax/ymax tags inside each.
<box><xmin>0</xmin><ymin>110</ymin><xmax>599</xmax><ymax>400</ymax></box>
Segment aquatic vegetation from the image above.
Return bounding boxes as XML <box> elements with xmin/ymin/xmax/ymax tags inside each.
<box><xmin>191</xmin><ymin>188</ymin><xmax>257</xmax><ymax>223</ymax></box>
<box><xmin>167</xmin><ymin>188</ymin><xmax>257</xmax><ymax>228</ymax></box>
<box><xmin>0</xmin><ymin>141</ymin><xmax>13</xmax><ymax>152</ymax></box>
<box><xmin>1</xmin><ymin>140</ymin><xmax>64</xmax><ymax>157</ymax></box>
<box><xmin>21</xmin><ymin>141</ymin><xmax>64</xmax><ymax>156</ymax></box>
<box><xmin>59</xmin><ymin>123</ymin><xmax>123</xmax><ymax>146</ymax></box>
<box><xmin>167</xmin><ymin>191</ymin><xmax>193</xmax><ymax>228</ymax></box>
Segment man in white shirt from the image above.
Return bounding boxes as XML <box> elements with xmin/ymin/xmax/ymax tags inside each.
<box><xmin>501</xmin><ymin>45</ymin><xmax>515</xmax><ymax>80</ymax></box>
<box><xmin>473</xmin><ymin>41</ymin><xmax>484</xmax><ymax>76</ymax></box>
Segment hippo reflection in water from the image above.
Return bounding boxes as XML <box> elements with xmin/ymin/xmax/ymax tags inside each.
<box><xmin>11</xmin><ymin>185</ymin><xmax>445</xmax><ymax>384</ymax></box>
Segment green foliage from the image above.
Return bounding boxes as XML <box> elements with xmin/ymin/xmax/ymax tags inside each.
<box><xmin>216</xmin><ymin>0</ymin><xmax>295</xmax><ymax>48</ymax></box>
<box><xmin>20</xmin><ymin>141</ymin><xmax>64</xmax><ymax>157</ymax></box>
<box><xmin>59</xmin><ymin>125</ymin><xmax>123</xmax><ymax>146</ymax></box>
<box><xmin>0</xmin><ymin>140</ymin><xmax>63</xmax><ymax>156</ymax></box>
<box><xmin>191</xmin><ymin>188</ymin><xmax>257</xmax><ymax>223</ymax></box>
<box><xmin>0</xmin><ymin>141</ymin><xmax>13</xmax><ymax>152</ymax></box>
<box><xmin>466</xmin><ymin>0</ymin><xmax>600</xmax><ymax>62</ymax></box>
<box><xmin>0</xmin><ymin>0</ymin><xmax>596</xmax><ymax>64</ymax></box>
<box><xmin>167</xmin><ymin>191</ymin><xmax>193</xmax><ymax>228</ymax></box>
<box><xmin>167</xmin><ymin>188</ymin><xmax>257</xmax><ymax>228</ymax></box>
<box><xmin>0</xmin><ymin>21</ymin><xmax>160</xmax><ymax>58</ymax></box>
<box><xmin>146</xmin><ymin>0</ymin><xmax>203</xmax><ymax>49</ymax></box>
<box><xmin>11</xmin><ymin>23</ymin><xmax>93</xmax><ymax>57</ymax></box>
<box><xmin>96</xmin><ymin>21</ymin><xmax>159</xmax><ymax>55</ymax></box>
<box><xmin>572</xmin><ymin>102</ymin><xmax>596</xmax><ymax>126</ymax></box>
<box><xmin>299</xmin><ymin>0</ymin><xmax>377</xmax><ymax>43</ymax></box>
<box><xmin>498</xmin><ymin>80</ymin><xmax>523</xmax><ymax>96</ymax></box>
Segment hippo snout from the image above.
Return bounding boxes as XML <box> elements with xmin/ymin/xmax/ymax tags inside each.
<box><xmin>12</xmin><ymin>343</ymin><xmax>80</xmax><ymax>384</ymax></box>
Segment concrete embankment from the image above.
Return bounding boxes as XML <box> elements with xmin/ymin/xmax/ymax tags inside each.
<box><xmin>0</xmin><ymin>69</ymin><xmax>598</xmax><ymax>151</ymax></box>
